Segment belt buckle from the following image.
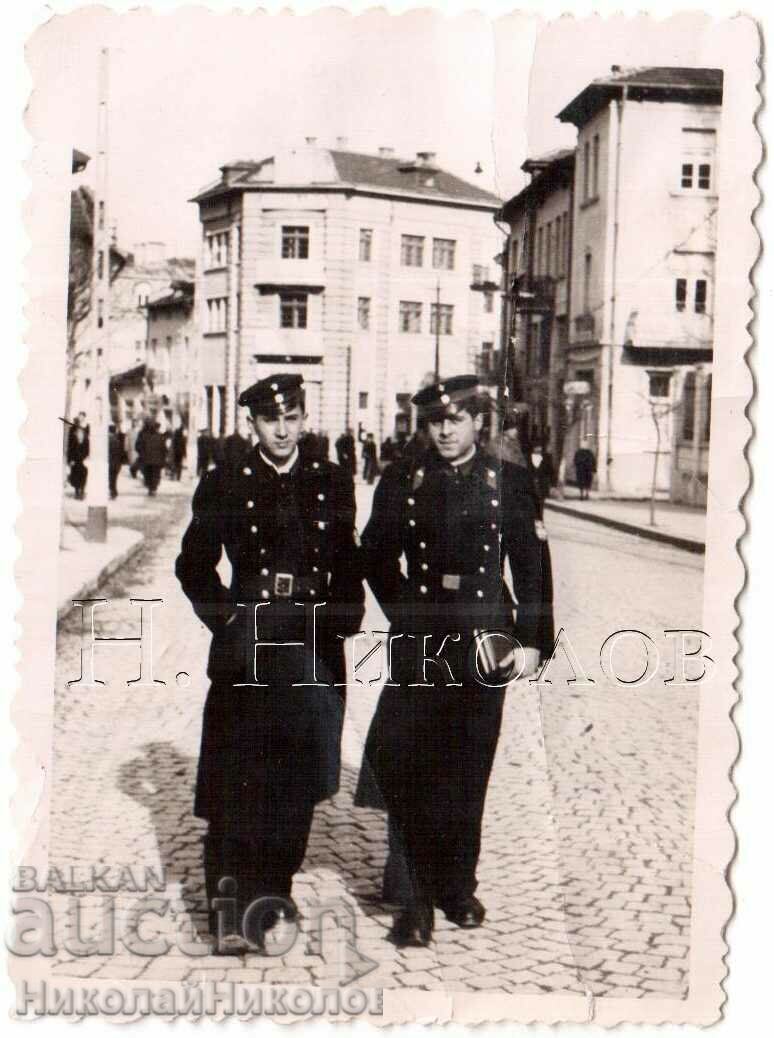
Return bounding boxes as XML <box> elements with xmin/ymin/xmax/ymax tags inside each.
<box><xmin>274</xmin><ymin>572</ymin><xmax>294</xmax><ymax>597</ymax></box>
<box><xmin>442</xmin><ymin>573</ymin><xmax>461</xmax><ymax>590</ymax></box>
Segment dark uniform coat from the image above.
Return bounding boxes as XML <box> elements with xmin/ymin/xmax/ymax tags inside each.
<box><xmin>176</xmin><ymin>446</ymin><xmax>365</xmax><ymax>837</ymax></box>
<box><xmin>355</xmin><ymin>447</ymin><xmax>553</xmax><ymax>826</ymax></box>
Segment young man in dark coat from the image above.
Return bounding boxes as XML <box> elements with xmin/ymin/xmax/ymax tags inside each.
<box><xmin>355</xmin><ymin>375</ymin><xmax>553</xmax><ymax>948</ymax></box>
<box><xmin>176</xmin><ymin>373</ymin><xmax>365</xmax><ymax>953</ymax></box>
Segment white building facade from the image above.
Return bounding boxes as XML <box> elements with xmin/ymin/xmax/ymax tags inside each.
<box><xmin>559</xmin><ymin>67</ymin><xmax>721</xmax><ymax>502</ymax></box>
<box><xmin>192</xmin><ymin>145</ymin><xmax>502</xmax><ymax>443</ymax></box>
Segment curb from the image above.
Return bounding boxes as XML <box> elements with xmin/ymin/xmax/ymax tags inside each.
<box><xmin>57</xmin><ymin>529</ymin><xmax>145</xmax><ymax>619</ymax></box>
<box><xmin>544</xmin><ymin>501</ymin><xmax>705</xmax><ymax>555</ymax></box>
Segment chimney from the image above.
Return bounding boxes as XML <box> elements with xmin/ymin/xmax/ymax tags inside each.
<box><xmin>416</xmin><ymin>151</ymin><xmax>438</xmax><ymax>167</ymax></box>
<box><xmin>611</xmin><ymin>64</ymin><xmax>621</xmax><ymax>73</ymax></box>
<box><xmin>305</xmin><ymin>136</ymin><xmax>318</xmax><ymax>146</ymax></box>
<box><xmin>378</xmin><ymin>146</ymin><xmax>395</xmax><ymax>158</ymax></box>
<box><xmin>335</xmin><ymin>136</ymin><xmax>348</xmax><ymax>149</ymax></box>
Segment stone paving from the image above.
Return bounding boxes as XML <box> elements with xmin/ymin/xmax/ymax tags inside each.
<box><xmin>44</xmin><ymin>475</ymin><xmax>704</xmax><ymax>998</ymax></box>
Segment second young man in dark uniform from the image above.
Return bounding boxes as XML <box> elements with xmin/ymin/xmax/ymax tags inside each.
<box><xmin>355</xmin><ymin>375</ymin><xmax>553</xmax><ymax>947</ymax></box>
<box><xmin>176</xmin><ymin>374</ymin><xmax>365</xmax><ymax>952</ymax></box>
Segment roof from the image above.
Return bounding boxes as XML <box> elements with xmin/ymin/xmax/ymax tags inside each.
<box><xmin>72</xmin><ymin>148</ymin><xmax>90</xmax><ymax>173</ymax></box>
<box><xmin>499</xmin><ymin>149</ymin><xmax>576</xmax><ymax>223</ymax></box>
<box><xmin>146</xmin><ymin>279</ymin><xmax>194</xmax><ymax>311</ymax></box>
<box><xmin>559</xmin><ymin>66</ymin><xmax>723</xmax><ymax>127</ymax></box>
<box><xmin>192</xmin><ymin>148</ymin><xmax>501</xmax><ymax>209</ymax></box>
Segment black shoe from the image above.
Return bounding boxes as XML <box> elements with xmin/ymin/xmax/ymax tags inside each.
<box><xmin>438</xmin><ymin>895</ymin><xmax>486</xmax><ymax>929</ymax></box>
<box><xmin>387</xmin><ymin>904</ymin><xmax>434</xmax><ymax>948</ymax></box>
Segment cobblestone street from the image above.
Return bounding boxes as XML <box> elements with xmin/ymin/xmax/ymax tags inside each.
<box><xmin>47</xmin><ymin>473</ymin><xmax>704</xmax><ymax>998</ymax></box>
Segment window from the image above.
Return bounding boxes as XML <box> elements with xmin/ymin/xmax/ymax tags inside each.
<box><xmin>583</xmin><ymin>140</ymin><xmax>590</xmax><ymax>201</ymax></box>
<box><xmin>675</xmin><ymin>278</ymin><xmax>687</xmax><ymax>312</ymax></box>
<box><xmin>357</xmin><ymin>296</ymin><xmax>371</xmax><ymax>330</ymax></box>
<box><xmin>510</xmin><ymin>238</ymin><xmax>519</xmax><ymax>274</ymax></box>
<box><xmin>399</xmin><ymin>300</ymin><xmax>422</xmax><ymax>333</ymax></box>
<box><xmin>206</xmin><ymin>297</ymin><xmax>228</xmax><ymax>333</ymax></box>
<box><xmin>432</xmin><ymin>238</ymin><xmax>456</xmax><ymax>270</ymax></box>
<box><xmin>536</xmin><ymin>226</ymin><xmax>544</xmax><ymax>276</ymax></box>
<box><xmin>694</xmin><ymin>279</ymin><xmax>707</xmax><ymax>313</ymax></box>
<box><xmin>359</xmin><ymin>228</ymin><xmax>372</xmax><ymax>262</ymax></box>
<box><xmin>648</xmin><ymin>371</ymin><xmax>672</xmax><ymax>399</ymax></box>
<box><xmin>703</xmin><ymin>374</ymin><xmax>712</xmax><ymax>443</ymax></box>
<box><xmin>279</xmin><ymin>292</ymin><xmax>307</xmax><ymax>328</ymax></box>
<box><xmin>682</xmin><ymin>371</ymin><xmax>696</xmax><ymax>441</ymax></box>
<box><xmin>592</xmin><ymin>134</ymin><xmax>600</xmax><ymax>197</ymax></box>
<box><xmin>358</xmin><ymin>392</ymin><xmax>369</xmax><ymax>409</ymax></box>
<box><xmin>205</xmin><ymin>231</ymin><xmax>229</xmax><ymax>269</ymax></box>
<box><xmin>97</xmin><ymin>298</ymin><xmax>104</xmax><ymax>329</ymax></box>
<box><xmin>430</xmin><ymin>303</ymin><xmax>454</xmax><ymax>336</ymax></box>
<box><xmin>583</xmin><ymin>251</ymin><xmax>592</xmax><ymax>313</ymax></box>
<box><xmin>484</xmin><ymin>290</ymin><xmax>495</xmax><ymax>314</ymax></box>
<box><xmin>472</xmin><ymin>264</ymin><xmax>487</xmax><ymax>285</ymax></box>
<box><xmin>98</xmin><ymin>200</ymin><xmax>105</xmax><ymax>230</ymax></box>
<box><xmin>401</xmin><ymin>235</ymin><xmax>424</xmax><ymax>267</ymax></box>
<box><xmin>281</xmin><ymin>226</ymin><xmax>309</xmax><ymax>259</ymax></box>
<box><xmin>681</xmin><ymin>162</ymin><xmax>712</xmax><ymax>192</ymax></box>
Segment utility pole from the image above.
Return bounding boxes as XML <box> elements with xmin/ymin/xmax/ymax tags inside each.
<box><xmin>85</xmin><ymin>46</ymin><xmax>111</xmax><ymax>542</ymax></box>
<box><xmin>433</xmin><ymin>278</ymin><xmax>441</xmax><ymax>381</ymax></box>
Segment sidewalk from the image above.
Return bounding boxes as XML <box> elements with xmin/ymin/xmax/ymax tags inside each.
<box><xmin>545</xmin><ymin>493</ymin><xmax>706</xmax><ymax>554</ymax></box>
<box><xmin>57</xmin><ymin>470</ymin><xmax>187</xmax><ymax>617</ymax></box>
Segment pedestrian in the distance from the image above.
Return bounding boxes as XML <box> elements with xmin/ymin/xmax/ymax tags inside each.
<box><xmin>574</xmin><ymin>442</ymin><xmax>596</xmax><ymax>500</ymax></box>
<box><xmin>108</xmin><ymin>424</ymin><xmax>126</xmax><ymax>500</ymax></box>
<box><xmin>141</xmin><ymin>421</ymin><xmax>166</xmax><ymax>496</ymax></box>
<box><xmin>171</xmin><ymin>425</ymin><xmax>187</xmax><ymax>481</ymax></box>
<box><xmin>527</xmin><ymin>443</ymin><xmax>555</xmax><ymax>519</ymax></box>
<box><xmin>362</xmin><ymin>432</ymin><xmax>379</xmax><ymax>484</ymax></box>
<box><xmin>67</xmin><ymin>424</ymin><xmax>89</xmax><ymax>500</ymax></box>
<box><xmin>335</xmin><ymin>428</ymin><xmax>356</xmax><ymax>479</ymax></box>
<box><xmin>175</xmin><ymin>373</ymin><xmax>365</xmax><ymax>954</ymax></box>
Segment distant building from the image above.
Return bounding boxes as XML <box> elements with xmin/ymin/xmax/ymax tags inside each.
<box><xmin>190</xmin><ymin>143</ymin><xmax>502</xmax><ymax>441</ymax></box>
<box><xmin>498</xmin><ymin>149</ymin><xmax>575</xmax><ymax>460</ymax></box>
<box><xmin>558</xmin><ymin>66</ymin><xmax>721</xmax><ymax>502</ymax></box>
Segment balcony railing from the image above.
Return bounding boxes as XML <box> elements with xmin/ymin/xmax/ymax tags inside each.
<box><xmin>510</xmin><ymin>275</ymin><xmax>555</xmax><ymax>312</ymax></box>
<box><xmin>573</xmin><ymin>312</ymin><xmax>596</xmax><ymax>343</ymax></box>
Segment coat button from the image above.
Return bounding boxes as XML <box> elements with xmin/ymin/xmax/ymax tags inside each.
<box><xmin>419</xmin><ymin>541</ymin><xmax>426</xmax><ymax>549</ymax></box>
<box><xmin>491</xmin><ymin>499</ymin><xmax>499</xmax><ymax>507</ymax></box>
<box><xmin>421</xmin><ymin>563</ymin><xmax>428</xmax><ymax>571</ymax></box>
<box><xmin>251</xmin><ymin>525</ymin><xmax>257</xmax><ymax>534</ymax></box>
<box><xmin>310</xmin><ymin>589</ymin><xmax>316</xmax><ymax>597</ymax></box>
<box><xmin>243</xmin><ymin>467</ymin><xmax>252</xmax><ymax>475</ymax></box>
<box><xmin>479</xmin><ymin>565</ymin><xmax>485</xmax><ymax>573</ymax></box>
<box><xmin>318</xmin><ymin>493</ymin><xmax>325</xmax><ymax>501</ymax></box>
<box><xmin>409</xmin><ymin>519</ymin><xmax>416</xmax><ymax>527</ymax></box>
<box><xmin>312</xmin><ymin>461</ymin><xmax>319</xmax><ymax>469</ymax></box>
<box><xmin>313</xmin><ymin>566</ymin><xmax>319</xmax><ymax>573</ymax></box>
<box><xmin>483</xmin><ymin>544</ymin><xmax>490</xmax><ymax>552</ymax></box>
<box><xmin>407</xmin><ymin>497</ymin><xmax>415</xmax><ymax>506</ymax></box>
<box><xmin>420</xmin><ymin>585</ymin><xmax>427</xmax><ymax>594</ymax></box>
<box><xmin>261</xmin><ymin>589</ymin><xmax>269</xmax><ymax>599</ymax></box>
<box><xmin>477</xmin><ymin>589</ymin><xmax>484</xmax><ymax>598</ymax></box>
<box><xmin>491</xmin><ymin>523</ymin><xmax>497</xmax><ymax>530</ymax></box>
<box><xmin>247</xmin><ymin>500</ymin><xmax>254</xmax><ymax>509</ymax></box>
<box><xmin>260</xmin><ymin>547</ymin><xmax>266</xmax><ymax>555</ymax></box>
<box><xmin>318</xmin><ymin>521</ymin><xmax>326</xmax><ymax>530</ymax></box>
<box><xmin>261</xmin><ymin>568</ymin><xmax>268</xmax><ymax>576</ymax></box>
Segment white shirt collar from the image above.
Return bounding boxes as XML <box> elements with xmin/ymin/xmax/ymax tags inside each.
<box><xmin>259</xmin><ymin>446</ymin><xmax>299</xmax><ymax>474</ymax></box>
<box><xmin>450</xmin><ymin>445</ymin><xmax>477</xmax><ymax>468</ymax></box>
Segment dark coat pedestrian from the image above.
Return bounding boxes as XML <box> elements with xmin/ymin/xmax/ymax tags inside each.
<box><xmin>197</xmin><ymin>431</ymin><xmax>215</xmax><ymax>476</ymax></box>
<box><xmin>362</xmin><ymin>434</ymin><xmax>379</xmax><ymax>484</ymax></box>
<box><xmin>574</xmin><ymin>446</ymin><xmax>596</xmax><ymax>500</ymax></box>
<box><xmin>171</xmin><ymin>427</ymin><xmax>187</xmax><ymax>480</ymax></box>
<box><xmin>527</xmin><ymin>447</ymin><xmax>555</xmax><ymax>518</ymax></box>
<box><xmin>67</xmin><ymin>426</ymin><xmax>89</xmax><ymax>499</ymax></box>
<box><xmin>141</xmin><ymin>423</ymin><xmax>166</xmax><ymax>495</ymax></box>
<box><xmin>108</xmin><ymin>426</ymin><xmax>126</xmax><ymax>499</ymax></box>
<box><xmin>335</xmin><ymin>431</ymin><xmax>356</xmax><ymax>477</ymax></box>
<box><xmin>176</xmin><ymin>373</ymin><xmax>365</xmax><ymax>948</ymax></box>
<box><xmin>355</xmin><ymin>421</ymin><xmax>553</xmax><ymax>936</ymax></box>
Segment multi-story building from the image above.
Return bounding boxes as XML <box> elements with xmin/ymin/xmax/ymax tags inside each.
<box><xmin>498</xmin><ymin>149</ymin><xmax>575</xmax><ymax>460</ymax></box>
<box><xmin>191</xmin><ymin>142</ymin><xmax>502</xmax><ymax>441</ymax></box>
<box><xmin>558</xmin><ymin>66</ymin><xmax>721</xmax><ymax>501</ymax></box>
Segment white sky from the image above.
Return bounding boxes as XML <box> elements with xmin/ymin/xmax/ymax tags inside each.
<box><xmin>27</xmin><ymin>7</ymin><xmax>727</xmax><ymax>258</ymax></box>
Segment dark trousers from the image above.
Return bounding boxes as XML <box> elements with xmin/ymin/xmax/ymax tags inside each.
<box><xmin>142</xmin><ymin>464</ymin><xmax>162</xmax><ymax>494</ymax></box>
<box><xmin>203</xmin><ymin>799</ymin><xmax>315</xmax><ymax>939</ymax></box>
<box><xmin>108</xmin><ymin>464</ymin><xmax>120</xmax><ymax>499</ymax></box>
